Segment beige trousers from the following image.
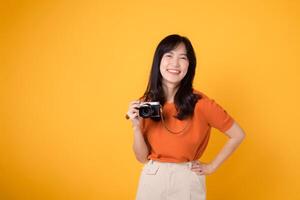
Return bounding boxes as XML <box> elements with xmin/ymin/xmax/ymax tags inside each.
<box><xmin>136</xmin><ymin>160</ymin><xmax>206</xmax><ymax>200</ymax></box>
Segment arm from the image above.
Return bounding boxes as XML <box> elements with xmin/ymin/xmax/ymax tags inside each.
<box><xmin>127</xmin><ymin>100</ymin><xmax>149</xmax><ymax>164</ymax></box>
<box><xmin>210</xmin><ymin>121</ymin><xmax>245</xmax><ymax>171</ymax></box>
<box><xmin>192</xmin><ymin>121</ymin><xmax>245</xmax><ymax>175</ymax></box>
<box><xmin>132</xmin><ymin>124</ymin><xmax>149</xmax><ymax>164</ymax></box>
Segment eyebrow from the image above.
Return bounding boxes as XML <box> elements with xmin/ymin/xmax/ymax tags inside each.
<box><xmin>167</xmin><ymin>51</ymin><xmax>187</xmax><ymax>56</ymax></box>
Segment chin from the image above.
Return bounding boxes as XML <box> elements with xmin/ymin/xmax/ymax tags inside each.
<box><xmin>163</xmin><ymin>79</ymin><xmax>181</xmax><ymax>86</ymax></box>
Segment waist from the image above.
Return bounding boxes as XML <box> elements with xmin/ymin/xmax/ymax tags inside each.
<box><xmin>146</xmin><ymin>159</ymin><xmax>195</xmax><ymax>170</ymax></box>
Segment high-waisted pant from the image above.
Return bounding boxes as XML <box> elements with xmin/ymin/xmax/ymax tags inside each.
<box><xmin>136</xmin><ymin>159</ymin><xmax>206</xmax><ymax>200</ymax></box>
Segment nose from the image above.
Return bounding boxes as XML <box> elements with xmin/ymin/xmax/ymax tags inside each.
<box><xmin>170</xmin><ymin>57</ymin><xmax>180</xmax><ymax>67</ymax></box>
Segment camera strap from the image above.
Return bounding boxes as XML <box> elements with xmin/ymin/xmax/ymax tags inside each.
<box><xmin>160</xmin><ymin>107</ymin><xmax>191</xmax><ymax>134</ymax></box>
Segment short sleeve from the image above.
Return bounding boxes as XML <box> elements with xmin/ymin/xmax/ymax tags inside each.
<box><xmin>201</xmin><ymin>98</ymin><xmax>234</xmax><ymax>132</ymax></box>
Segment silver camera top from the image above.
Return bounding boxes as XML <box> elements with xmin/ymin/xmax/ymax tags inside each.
<box><xmin>140</xmin><ymin>101</ymin><xmax>160</xmax><ymax>106</ymax></box>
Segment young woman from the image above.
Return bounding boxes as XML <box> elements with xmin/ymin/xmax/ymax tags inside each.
<box><xmin>126</xmin><ymin>34</ymin><xmax>245</xmax><ymax>200</ymax></box>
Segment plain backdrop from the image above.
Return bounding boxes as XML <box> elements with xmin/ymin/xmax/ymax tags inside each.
<box><xmin>1</xmin><ymin>0</ymin><xmax>299</xmax><ymax>199</ymax></box>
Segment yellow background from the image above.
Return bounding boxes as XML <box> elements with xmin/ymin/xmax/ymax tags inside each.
<box><xmin>1</xmin><ymin>0</ymin><xmax>299</xmax><ymax>199</ymax></box>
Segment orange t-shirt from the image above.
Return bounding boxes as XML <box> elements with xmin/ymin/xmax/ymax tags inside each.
<box><xmin>140</xmin><ymin>91</ymin><xmax>234</xmax><ymax>163</ymax></box>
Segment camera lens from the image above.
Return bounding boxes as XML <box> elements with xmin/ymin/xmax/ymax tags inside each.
<box><xmin>139</xmin><ymin>104</ymin><xmax>153</xmax><ymax>117</ymax></box>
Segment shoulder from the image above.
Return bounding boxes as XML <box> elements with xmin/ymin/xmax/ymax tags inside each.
<box><xmin>193</xmin><ymin>89</ymin><xmax>219</xmax><ymax>112</ymax></box>
<box><xmin>193</xmin><ymin>89</ymin><xmax>210</xmax><ymax>105</ymax></box>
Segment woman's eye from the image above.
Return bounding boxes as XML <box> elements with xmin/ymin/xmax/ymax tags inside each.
<box><xmin>180</xmin><ymin>57</ymin><xmax>187</xmax><ymax>60</ymax></box>
<box><xmin>165</xmin><ymin>54</ymin><xmax>172</xmax><ymax>57</ymax></box>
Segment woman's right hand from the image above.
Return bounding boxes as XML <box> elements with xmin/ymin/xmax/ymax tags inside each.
<box><xmin>126</xmin><ymin>100</ymin><xmax>142</xmax><ymax>128</ymax></box>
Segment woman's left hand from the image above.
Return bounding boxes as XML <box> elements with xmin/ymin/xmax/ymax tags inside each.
<box><xmin>191</xmin><ymin>161</ymin><xmax>217</xmax><ymax>175</ymax></box>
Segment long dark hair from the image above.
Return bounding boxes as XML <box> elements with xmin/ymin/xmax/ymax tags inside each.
<box><xmin>141</xmin><ymin>34</ymin><xmax>201</xmax><ymax>120</ymax></box>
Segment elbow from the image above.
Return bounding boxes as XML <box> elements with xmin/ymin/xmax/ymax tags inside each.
<box><xmin>229</xmin><ymin>129</ymin><xmax>245</xmax><ymax>143</ymax></box>
<box><xmin>232</xmin><ymin>122</ymin><xmax>246</xmax><ymax>142</ymax></box>
<box><xmin>133</xmin><ymin>148</ymin><xmax>149</xmax><ymax>164</ymax></box>
<box><xmin>225</xmin><ymin>122</ymin><xmax>246</xmax><ymax>142</ymax></box>
<box><xmin>135</xmin><ymin>155</ymin><xmax>149</xmax><ymax>164</ymax></box>
<box><xmin>237</xmin><ymin>130</ymin><xmax>246</xmax><ymax>142</ymax></box>
<box><xmin>133</xmin><ymin>145</ymin><xmax>149</xmax><ymax>164</ymax></box>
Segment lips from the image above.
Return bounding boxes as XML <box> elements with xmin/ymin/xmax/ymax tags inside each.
<box><xmin>166</xmin><ymin>69</ymin><xmax>181</xmax><ymax>74</ymax></box>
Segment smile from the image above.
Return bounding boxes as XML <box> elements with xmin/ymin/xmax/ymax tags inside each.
<box><xmin>167</xmin><ymin>69</ymin><xmax>181</xmax><ymax>74</ymax></box>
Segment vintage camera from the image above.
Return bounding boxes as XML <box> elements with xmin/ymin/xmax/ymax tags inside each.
<box><xmin>138</xmin><ymin>102</ymin><xmax>161</xmax><ymax>119</ymax></box>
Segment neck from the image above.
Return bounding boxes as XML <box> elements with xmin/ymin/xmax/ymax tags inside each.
<box><xmin>162</xmin><ymin>82</ymin><xmax>179</xmax><ymax>103</ymax></box>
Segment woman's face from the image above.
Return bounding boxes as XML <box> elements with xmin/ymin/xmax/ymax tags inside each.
<box><xmin>160</xmin><ymin>42</ymin><xmax>189</xmax><ymax>87</ymax></box>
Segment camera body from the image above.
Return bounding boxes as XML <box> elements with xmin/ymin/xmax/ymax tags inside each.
<box><xmin>139</xmin><ymin>102</ymin><xmax>161</xmax><ymax>119</ymax></box>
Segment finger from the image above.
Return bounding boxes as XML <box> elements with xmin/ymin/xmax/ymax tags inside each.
<box><xmin>198</xmin><ymin>166</ymin><xmax>207</xmax><ymax>175</ymax></box>
<box><xmin>192</xmin><ymin>162</ymin><xmax>200</xmax><ymax>166</ymax></box>
<box><xmin>191</xmin><ymin>163</ymin><xmax>200</xmax><ymax>168</ymax></box>
<box><xmin>129</xmin><ymin>104</ymin><xmax>141</xmax><ymax>111</ymax></box>
<box><xmin>191</xmin><ymin>167</ymin><xmax>203</xmax><ymax>173</ymax></box>
<box><xmin>191</xmin><ymin>168</ymin><xmax>201</xmax><ymax>172</ymax></box>
<box><xmin>127</xmin><ymin>110</ymin><xmax>138</xmax><ymax>118</ymax></box>
<box><xmin>130</xmin><ymin>100</ymin><xmax>141</xmax><ymax>106</ymax></box>
<box><xmin>192</xmin><ymin>164</ymin><xmax>200</xmax><ymax>167</ymax></box>
<box><xmin>192</xmin><ymin>169</ymin><xmax>203</xmax><ymax>176</ymax></box>
<box><xmin>191</xmin><ymin>165</ymin><xmax>204</xmax><ymax>171</ymax></box>
<box><xmin>199</xmin><ymin>170</ymin><xmax>205</xmax><ymax>175</ymax></box>
<box><xmin>126</xmin><ymin>108</ymin><xmax>139</xmax><ymax>119</ymax></box>
<box><xmin>129</xmin><ymin>105</ymin><xmax>140</xmax><ymax>110</ymax></box>
<box><xmin>129</xmin><ymin>112</ymin><xmax>139</xmax><ymax>120</ymax></box>
<box><xmin>129</xmin><ymin>109</ymin><xmax>139</xmax><ymax>116</ymax></box>
<box><xmin>194</xmin><ymin>163</ymin><xmax>205</xmax><ymax>169</ymax></box>
<box><xmin>192</xmin><ymin>160</ymin><xmax>201</xmax><ymax>166</ymax></box>
<box><xmin>132</xmin><ymin>113</ymin><xmax>138</xmax><ymax>119</ymax></box>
